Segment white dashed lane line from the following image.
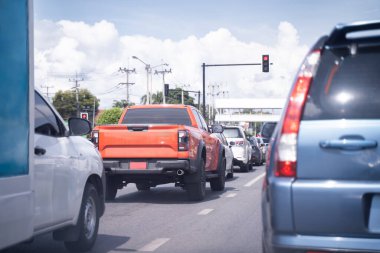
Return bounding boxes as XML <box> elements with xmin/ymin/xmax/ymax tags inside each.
<box><xmin>226</xmin><ymin>193</ymin><xmax>237</xmax><ymax>198</ymax></box>
<box><xmin>244</xmin><ymin>172</ymin><xmax>265</xmax><ymax>187</ymax></box>
<box><xmin>197</xmin><ymin>208</ymin><xmax>214</xmax><ymax>215</ymax></box>
<box><xmin>139</xmin><ymin>238</ymin><xmax>171</xmax><ymax>252</ymax></box>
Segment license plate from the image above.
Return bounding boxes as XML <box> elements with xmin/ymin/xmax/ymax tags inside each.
<box><xmin>129</xmin><ymin>162</ymin><xmax>147</xmax><ymax>170</ymax></box>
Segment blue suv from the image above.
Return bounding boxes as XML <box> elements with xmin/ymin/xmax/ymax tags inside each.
<box><xmin>262</xmin><ymin>21</ymin><xmax>380</xmax><ymax>253</ymax></box>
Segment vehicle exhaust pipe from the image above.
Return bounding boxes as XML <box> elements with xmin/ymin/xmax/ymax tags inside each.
<box><xmin>177</xmin><ymin>169</ymin><xmax>184</xmax><ymax>176</ymax></box>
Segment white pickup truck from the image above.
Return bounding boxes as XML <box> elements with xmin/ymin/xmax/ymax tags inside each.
<box><xmin>1</xmin><ymin>90</ymin><xmax>106</xmax><ymax>252</ymax></box>
<box><xmin>0</xmin><ymin>2</ymin><xmax>105</xmax><ymax>251</ymax></box>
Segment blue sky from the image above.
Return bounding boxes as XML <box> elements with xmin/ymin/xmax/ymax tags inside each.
<box><xmin>33</xmin><ymin>0</ymin><xmax>380</xmax><ymax>108</ymax></box>
<box><xmin>35</xmin><ymin>0</ymin><xmax>380</xmax><ymax>47</ymax></box>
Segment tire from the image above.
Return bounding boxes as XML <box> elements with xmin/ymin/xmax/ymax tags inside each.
<box><xmin>240</xmin><ymin>162</ymin><xmax>249</xmax><ymax>172</ymax></box>
<box><xmin>185</xmin><ymin>158</ymin><xmax>206</xmax><ymax>201</ymax></box>
<box><xmin>226</xmin><ymin>164</ymin><xmax>234</xmax><ymax>179</ymax></box>
<box><xmin>136</xmin><ymin>183</ymin><xmax>150</xmax><ymax>191</ymax></box>
<box><xmin>64</xmin><ymin>184</ymin><xmax>99</xmax><ymax>252</ymax></box>
<box><xmin>105</xmin><ymin>177</ymin><xmax>117</xmax><ymax>201</ymax></box>
<box><xmin>210</xmin><ymin>158</ymin><xmax>226</xmax><ymax>191</ymax></box>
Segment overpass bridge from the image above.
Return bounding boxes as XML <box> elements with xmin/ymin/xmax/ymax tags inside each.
<box><xmin>213</xmin><ymin>98</ymin><xmax>286</xmax><ymax>133</ymax></box>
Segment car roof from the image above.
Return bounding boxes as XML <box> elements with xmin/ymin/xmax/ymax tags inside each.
<box><xmin>128</xmin><ymin>104</ymin><xmax>195</xmax><ymax>110</ymax></box>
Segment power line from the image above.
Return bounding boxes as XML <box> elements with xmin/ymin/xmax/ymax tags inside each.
<box><xmin>69</xmin><ymin>73</ymin><xmax>85</xmax><ymax>117</ymax></box>
<box><xmin>154</xmin><ymin>68</ymin><xmax>171</xmax><ymax>104</ymax></box>
<box><xmin>40</xmin><ymin>85</ymin><xmax>54</xmax><ymax>101</ymax></box>
<box><xmin>119</xmin><ymin>67</ymin><xmax>136</xmax><ymax>104</ymax></box>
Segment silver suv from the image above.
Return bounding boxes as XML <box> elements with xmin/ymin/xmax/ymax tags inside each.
<box><xmin>223</xmin><ymin>126</ymin><xmax>252</xmax><ymax>172</ymax></box>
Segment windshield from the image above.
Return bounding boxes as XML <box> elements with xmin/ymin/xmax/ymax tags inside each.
<box><xmin>122</xmin><ymin>108</ymin><xmax>192</xmax><ymax>126</ymax></box>
<box><xmin>223</xmin><ymin>128</ymin><xmax>243</xmax><ymax>138</ymax></box>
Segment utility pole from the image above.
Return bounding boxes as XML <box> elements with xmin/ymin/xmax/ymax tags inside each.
<box><xmin>154</xmin><ymin>69</ymin><xmax>171</xmax><ymax>104</ymax></box>
<box><xmin>69</xmin><ymin>73</ymin><xmax>84</xmax><ymax>117</ymax></box>
<box><xmin>40</xmin><ymin>85</ymin><xmax>54</xmax><ymax>101</ymax></box>
<box><xmin>119</xmin><ymin>67</ymin><xmax>136</xmax><ymax>105</ymax></box>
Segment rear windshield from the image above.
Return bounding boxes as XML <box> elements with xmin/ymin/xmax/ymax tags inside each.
<box><xmin>249</xmin><ymin>137</ymin><xmax>257</xmax><ymax>145</ymax></box>
<box><xmin>303</xmin><ymin>45</ymin><xmax>380</xmax><ymax>120</ymax></box>
<box><xmin>122</xmin><ymin>108</ymin><xmax>192</xmax><ymax>126</ymax></box>
<box><xmin>224</xmin><ymin>128</ymin><xmax>243</xmax><ymax>138</ymax></box>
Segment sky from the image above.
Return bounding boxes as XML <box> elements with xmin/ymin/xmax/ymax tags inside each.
<box><xmin>33</xmin><ymin>0</ymin><xmax>380</xmax><ymax>108</ymax></box>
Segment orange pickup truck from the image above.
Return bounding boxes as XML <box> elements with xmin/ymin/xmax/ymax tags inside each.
<box><xmin>92</xmin><ymin>104</ymin><xmax>228</xmax><ymax>201</ymax></box>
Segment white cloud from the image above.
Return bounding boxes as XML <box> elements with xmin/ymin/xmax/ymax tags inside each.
<box><xmin>34</xmin><ymin>20</ymin><xmax>308</xmax><ymax>109</ymax></box>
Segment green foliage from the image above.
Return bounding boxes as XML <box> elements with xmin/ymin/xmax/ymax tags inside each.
<box><xmin>97</xmin><ymin>108</ymin><xmax>123</xmax><ymax>125</ymax></box>
<box><xmin>112</xmin><ymin>99</ymin><xmax>135</xmax><ymax>108</ymax></box>
<box><xmin>52</xmin><ymin>89</ymin><xmax>99</xmax><ymax>120</ymax></box>
<box><xmin>140</xmin><ymin>88</ymin><xmax>195</xmax><ymax>106</ymax></box>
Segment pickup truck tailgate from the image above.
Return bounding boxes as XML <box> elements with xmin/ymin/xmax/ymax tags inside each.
<box><xmin>98</xmin><ymin>125</ymin><xmax>184</xmax><ymax>158</ymax></box>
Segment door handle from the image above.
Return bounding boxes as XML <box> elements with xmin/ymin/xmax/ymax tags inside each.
<box><xmin>320</xmin><ymin>139</ymin><xmax>377</xmax><ymax>150</ymax></box>
<box><xmin>34</xmin><ymin>146</ymin><xmax>46</xmax><ymax>155</ymax></box>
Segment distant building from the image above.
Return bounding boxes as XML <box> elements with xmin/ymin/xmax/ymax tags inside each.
<box><xmin>213</xmin><ymin>98</ymin><xmax>286</xmax><ymax>135</ymax></box>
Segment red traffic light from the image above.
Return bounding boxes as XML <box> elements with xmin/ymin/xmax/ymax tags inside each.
<box><xmin>80</xmin><ymin>112</ymin><xmax>88</xmax><ymax>120</ymax></box>
<box><xmin>262</xmin><ymin>54</ymin><xmax>270</xmax><ymax>72</ymax></box>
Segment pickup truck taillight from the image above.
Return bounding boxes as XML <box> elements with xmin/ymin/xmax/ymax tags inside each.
<box><xmin>178</xmin><ymin>130</ymin><xmax>189</xmax><ymax>151</ymax></box>
<box><xmin>91</xmin><ymin>130</ymin><xmax>99</xmax><ymax>147</ymax></box>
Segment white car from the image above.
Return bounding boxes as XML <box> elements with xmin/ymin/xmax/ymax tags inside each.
<box><xmin>223</xmin><ymin>126</ymin><xmax>252</xmax><ymax>172</ymax></box>
<box><xmin>211</xmin><ymin>132</ymin><xmax>234</xmax><ymax>179</ymax></box>
<box><xmin>32</xmin><ymin>90</ymin><xmax>105</xmax><ymax>252</ymax></box>
<box><xmin>256</xmin><ymin>137</ymin><xmax>267</xmax><ymax>162</ymax></box>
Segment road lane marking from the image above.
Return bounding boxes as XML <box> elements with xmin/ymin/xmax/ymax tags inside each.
<box><xmin>226</xmin><ymin>193</ymin><xmax>237</xmax><ymax>198</ymax></box>
<box><xmin>244</xmin><ymin>173</ymin><xmax>265</xmax><ymax>187</ymax></box>
<box><xmin>197</xmin><ymin>208</ymin><xmax>214</xmax><ymax>215</ymax></box>
<box><xmin>139</xmin><ymin>238</ymin><xmax>170</xmax><ymax>252</ymax></box>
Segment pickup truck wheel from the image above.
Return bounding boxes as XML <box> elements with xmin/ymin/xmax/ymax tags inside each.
<box><xmin>136</xmin><ymin>184</ymin><xmax>150</xmax><ymax>191</ymax></box>
<box><xmin>240</xmin><ymin>162</ymin><xmax>249</xmax><ymax>173</ymax></box>
<box><xmin>64</xmin><ymin>183</ymin><xmax>99</xmax><ymax>252</ymax></box>
<box><xmin>226</xmin><ymin>164</ymin><xmax>234</xmax><ymax>179</ymax></box>
<box><xmin>210</xmin><ymin>158</ymin><xmax>226</xmax><ymax>191</ymax></box>
<box><xmin>105</xmin><ymin>179</ymin><xmax>118</xmax><ymax>201</ymax></box>
<box><xmin>185</xmin><ymin>159</ymin><xmax>206</xmax><ymax>201</ymax></box>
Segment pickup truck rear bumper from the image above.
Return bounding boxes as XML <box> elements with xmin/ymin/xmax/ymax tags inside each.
<box><xmin>103</xmin><ymin>159</ymin><xmax>196</xmax><ymax>175</ymax></box>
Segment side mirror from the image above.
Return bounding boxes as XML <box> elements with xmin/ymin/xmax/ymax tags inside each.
<box><xmin>68</xmin><ymin>117</ymin><xmax>92</xmax><ymax>136</ymax></box>
<box><xmin>211</xmin><ymin>124</ymin><xmax>223</xmax><ymax>134</ymax></box>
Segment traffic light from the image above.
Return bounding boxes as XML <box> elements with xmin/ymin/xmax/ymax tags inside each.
<box><xmin>80</xmin><ymin>112</ymin><xmax>88</xmax><ymax>120</ymax></box>
<box><xmin>164</xmin><ymin>84</ymin><xmax>169</xmax><ymax>96</ymax></box>
<box><xmin>262</xmin><ymin>55</ymin><xmax>269</xmax><ymax>72</ymax></box>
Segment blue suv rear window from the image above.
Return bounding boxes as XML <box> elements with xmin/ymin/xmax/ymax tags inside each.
<box><xmin>303</xmin><ymin>46</ymin><xmax>380</xmax><ymax>120</ymax></box>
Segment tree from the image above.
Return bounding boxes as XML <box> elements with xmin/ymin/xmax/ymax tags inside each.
<box><xmin>52</xmin><ymin>89</ymin><xmax>99</xmax><ymax>120</ymax></box>
<box><xmin>96</xmin><ymin>108</ymin><xmax>123</xmax><ymax>125</ymax></box>
<box><xmin>112</xmin><ymin>99</ymin><xmax>135</xmax><ymax>108</ymax></box>
<box><xmin>140</xmin><ymin>88</ymin><xmax>195</xmax><ymax>106</ymax></box>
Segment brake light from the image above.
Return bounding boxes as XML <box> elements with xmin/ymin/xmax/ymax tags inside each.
<box><xmin>91</xmin><ymin>130</ymin><xmax>99</xmax><ymax>148</ymax></box>
<box><xmin>275</xmin><ymin>50</ymin><xmax>321</xmax><ymax>177</ymax></box>
<box><xmin>235</xmin><ymin>140</ymin><xmax>244</xmax><ymax>146</ymax></box>
<box><xmin>178</xmin><ymin>130</ymin><xmax>189</xmax><ymax>151</ymax></box>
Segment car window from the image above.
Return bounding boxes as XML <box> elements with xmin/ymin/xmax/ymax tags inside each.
<box><xmin>35</xmin><ymin>92</ymin><xmax>63</xmax><ymax>137</ymax></box>
<box><xmin>249</xmin><ymin>137</ymin><xmax>257</xmax><ymax>146</ymax></box>
<box><xmin>196</xmin><ymin>111</ymin><xmax>209</xmax><ymax>131</ymax></box>
<box><xmin>261</xmin><ymin>122</ymin><xmax>276</xmax><ymax>139</ymax></box>
<box><xmin>192</xmin><ymin>109</ymin><xmax>206</xmax><ymax>131</ymax></box>
<box><xmin>122</xmin><ymin>108</ymin><xmax>192</xmax><ymax>126</ymax></box>
<box><xmin>303</xmin><ymin>46</ymin><xmax>380</xmax><ymax>120</ymax></box>
<box><xmin>223</xmin><ymin>128</ymin><xmax>243</xmax><ymax>138</ymax></box>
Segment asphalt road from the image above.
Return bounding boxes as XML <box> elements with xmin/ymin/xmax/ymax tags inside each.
<box><xmin>4</xmin><ymin>166</ymin><xmax>265</xmax><ymax>253</ymax></box>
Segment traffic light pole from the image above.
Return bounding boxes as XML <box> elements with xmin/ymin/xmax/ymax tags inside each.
<box><xmin>201</xmin><ymin>60</ymin><xmax>272</xmax><ymax>122</ymax></box>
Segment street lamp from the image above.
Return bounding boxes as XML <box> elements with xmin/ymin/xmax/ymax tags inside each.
<box><xmin>132</xmin><ymin>56</ymin><xmax>151</xmax><ymax>104</ymax></box>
